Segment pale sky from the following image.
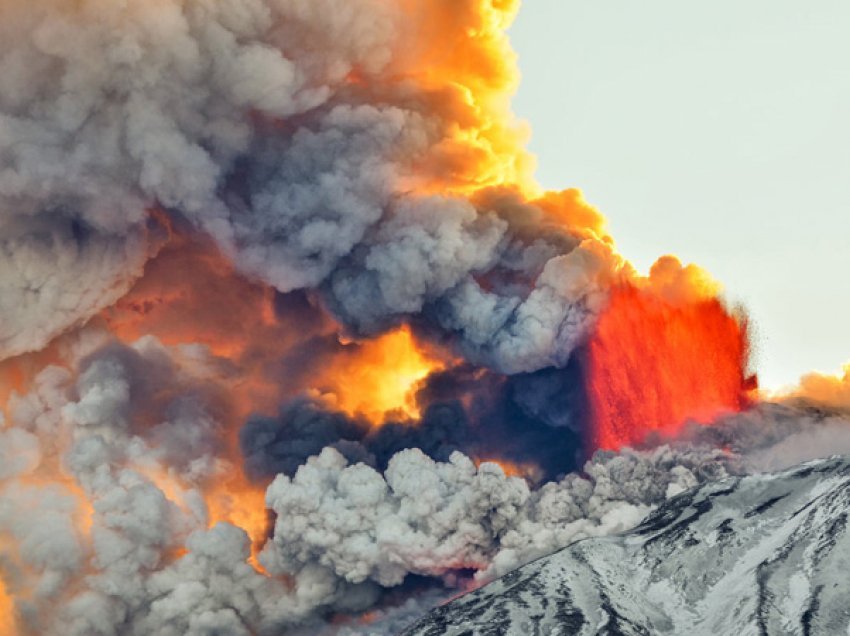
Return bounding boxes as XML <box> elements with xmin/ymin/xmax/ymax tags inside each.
<box><xmin>509</xmin><ymin>1</ymin><xmax>850</xmax><ymax>390</ymax></box>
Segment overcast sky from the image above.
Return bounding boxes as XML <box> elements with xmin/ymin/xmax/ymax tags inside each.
<box><xmin>509</xmin><ymin>1</ymin><xmax>850</xmax><ymax>389</ymax></box>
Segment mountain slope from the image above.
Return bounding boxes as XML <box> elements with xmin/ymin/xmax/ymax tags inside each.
<box><xmin>403</xmin><ymin>456</ymin><xmax>850</xmax><ymax>636</ymax></box>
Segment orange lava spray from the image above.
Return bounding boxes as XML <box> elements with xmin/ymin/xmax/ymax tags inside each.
<box><xmin>586</xmin><ymin>284</ymin><xmax>755</xmax><ymax>451</ymax></box>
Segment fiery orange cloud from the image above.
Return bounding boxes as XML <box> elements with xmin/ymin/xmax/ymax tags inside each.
<box><xmin>532</xmin><ymin>189</ymin><xmax>613</xmax><ymax>243</ymax></box>
<box><xmin>90</xmin><ymin>231</ymin><xmax>451</xmax><ymax>558</ymax></box>
<box><xmin>786</xmin><ymin>363</ymin><xmax>850</xmax><ymax>412</ymax></box>
<box><xmin>205</xmin><ymin>478</ymin><xmax>271</xmax><ymax>562</ymax></box>
<box><xmin>384</xmin><ymin>0</ymin><xmax>535</xmax><ymax>195</ymax></box>
<box><xmin>132</xmin><ymin>456</ymin><xmax>269</xmax><ymax>562</ymax></box>
<box><xmin>98</xmin><ymin>233</ymin><xmax>297</xmax><ymax>424</ymax></box>
<box><xmin>325</xmin><ymin>326</ymin><xmax>449</xmax><ymax>422</ymax></box>
<box><xmin>100</xmin><ymin>229</ymin><xmax>451</xmax><ymax>428</ymax></box>
<box><xmin>0</xmin><ymin>575</ymin><xmax>13</xmax><ymax>636</ymax></box>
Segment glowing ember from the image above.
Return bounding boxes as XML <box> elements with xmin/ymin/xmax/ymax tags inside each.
<box><xmin>586</xmin><ymin>284</ymin><xmax>753</xmax><ymax>450</ymax></box>
<box><xmin>329</xmin><ymin>326</ymin><xmax>447</xmax><ymax>422</ymax></box>
<box><xmin>0</xmin><ymin>576</ymin><xmax>12</xmax><ymax>635</ymax></box>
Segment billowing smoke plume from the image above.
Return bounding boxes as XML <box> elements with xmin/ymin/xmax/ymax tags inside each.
<box><xmin>239</xmin><ymin>358</ymin><xmax>590</xmax><ymax>484</ymax></box>
<box><xmin>785</xmin><ymin>364</ymin><xmax>850</xmax><ymax>413</ymax></box>
<box><xmin>2</xmin><ymin>0</ymin><xmax>848</xmax><ymax>634</ymax></box>
<box><xmin>1</xmin><ymin>331</ymin><xmax>848</xmax><ymax>634</ymax></box>
<box><xmin>0</xmin><ymin>0</ymin><xmax>626</xmax><ymax>375</ymax></box>
<box><xmin>0</xmin><ymin>334</ymin><xmax>697</xmax><ymax>632</ymax></box>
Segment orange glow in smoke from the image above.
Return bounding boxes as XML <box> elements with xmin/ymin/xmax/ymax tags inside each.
<box><xmin>205</xmin><ymin>478</ymin><xmax>270</xmax><ymax>561</ymax></box>
<box><xmin>92</xmin><ymin>231</ymin><xmax>450</xmax><ymax>564</ymax></box>
<box><xmin>473</xmin><ymin>457</ymin><xmax>537</xmax><ymax>481</ymax></box>
<box><xmin>533</xmin><ymin>189</ymin><xmax>612</xmax><ymax>243</ymax></box>
<box><xmin>328</xmin><ymin>326</ymin><xmax>448</xmax><ymax>422</ymax></box>
<box><xmin>136</xmin><ymin>465</ymin><xmax>268</xmax><ymax>562</ymax></box>
<box><xmin>587</xmin><ymin>284</ymin><xmax>754</xmax><ymax>451</ymax></box>
<box><xmin>387</xmin><ymin>0</ymin><xmax>536</xmax><ymax>195</ymax></box>
<box><xmin>99</xmin><ymin>242</ymin><xmax>286</xmax><ymax>425</ymax></box>
<box><xmin>0</xmin><ymin>339</ymin><xmax>67</xmax><ymax>423</ymax></box>
<box><xmin>100</xmin><ymin>232</ymin><xmax>448</xmax><ymax>426</ymax></box>
<box><xmin>787</xmin><ymin>362</ymin><xmax>850</xmax><ymax>412</ymax></box>
<box><xmin>0</xmin><ymin>576</ymin><xmax>13</xmax><ymax>636</ymax></box>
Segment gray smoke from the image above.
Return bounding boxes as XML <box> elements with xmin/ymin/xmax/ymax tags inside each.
<box><xmin>0</xmin><ymin>216</ymin><xmax>154</xmax><ymax>359</ymax></box>
<box><xmin>3</xmin><ymin>2</ymin><xmax>850</xmax><ymax>634</ymax></box>
<box><xmin>0</xmin><ymin>0</ymin><xmax>630</xmax><ymax>374</ymax></box>
<box><xmin>0</xmin><ymin>0</ymin><xmax>393</xmax><ymax>358</ymax></box>
<box><xmin>257</xmin><ymin>401</ymin><xmax>850</xmax><ymax>616</ymax></box>
<box><xmin>260</xmin><ymin>444</ymin><xmax>727</xmax><ymax>592</ymax></box>
<box><xmin>2</xmin><ymin>328</ymin><xmax>850</xmax><ymax>634</ymax></box>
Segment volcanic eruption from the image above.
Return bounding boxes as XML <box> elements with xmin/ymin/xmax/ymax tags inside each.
<box><xmin>585</xmin><ymin>257</ymin><xmax>755</xmax><ymax>451</ymax></box>
<box><xmin>1</xmin><ymin>0</ymin><xmax>845</xmax><ymax>634</ymax></box>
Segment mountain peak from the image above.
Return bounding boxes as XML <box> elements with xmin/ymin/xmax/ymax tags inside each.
<box><xmin>403</xmin><ymin>456</ymin><xmax>850</xmax><ymax>635</ymax></box>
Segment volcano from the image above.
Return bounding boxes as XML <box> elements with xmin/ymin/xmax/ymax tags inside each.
<box><xmin>403</xmin><ymin>454</ymin><xmax>850</xmax><ymax>635</ymax></box>
<box><xmin>0</xmin><ymin>1</ymin><xmax>846</xmax><ymax>634</ymax></box>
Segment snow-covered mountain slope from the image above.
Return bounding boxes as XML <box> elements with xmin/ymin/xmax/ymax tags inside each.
<box><xmin>402</xmin><ymin>455</ymin><xmax>850</xmax><ymax>635</ymax></box>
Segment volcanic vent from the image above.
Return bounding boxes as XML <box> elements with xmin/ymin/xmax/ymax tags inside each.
<box><xmin>584</xmin><ymin>259</ymin><xmax>756</xmax><ymax>451</ymax></box>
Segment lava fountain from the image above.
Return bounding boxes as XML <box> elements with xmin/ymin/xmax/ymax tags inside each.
<box><xmin>586</xmin><ymin>283</ymin><xmax>756</xmax><ymax>450</ymax></box>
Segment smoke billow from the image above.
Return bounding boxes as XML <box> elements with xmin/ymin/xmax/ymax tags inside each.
<box><xmin>0</xmin><ymin>0</ymin><xmax>625</xmax><ymax>374</ymax></box>
<box><xmin>2</xmin><ymin>0</ymin><xmax>849</xmax><ymax>634</ymax></box>
<box><xmin>239</xmin><ymin>358</ymin><xmax>590</xmax><ymax>485</ymax></box>
<box><xmin>1</xmin><ymin>328</ymin><xmax>849</xmax><ymax>634</ymax></box>
<box><xmin>785</xmin><ymin>364</ymin><xmax>850</xmax><ymax>413</ymax></box>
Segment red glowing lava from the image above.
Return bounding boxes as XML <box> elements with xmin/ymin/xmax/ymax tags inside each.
<box><xmin>586</xmin><ymin>284</ymin><xmax>755</xmax><ymax>451</ymax></box>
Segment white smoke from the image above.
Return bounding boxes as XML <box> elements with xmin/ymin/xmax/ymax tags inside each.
<box><xmin>260</xmin><ymin>443</ymin><xmax>727</xmax><ymax>593</ymax></box>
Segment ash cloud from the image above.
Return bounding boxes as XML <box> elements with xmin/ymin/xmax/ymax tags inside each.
<box><xmin>0</xmin><ymin>216</ymin><xmax>155</xmax><ymax>359</ymax></box>
<box><xmin>239</xmin><ymin>357</ymin><xmax>588</xmax><ymax>485</ymax></box>
<box><xmin>240</xmin><ymin>396</ymin><xmax>372</xmax><ymax>480</ymax></box>
<box><xmin>258</xmin><ymin>438</ymin><xmax>736</xmax><ymax>601</ymax></box>
<box><xmin>3</xmin><ymin>1</ymin><xmax>850</xmax><ymax>634</ymax></box>
<box><xmin>0</xmin><ymin>0</ymin><xmax>393</xmax><ymax>358</ymax></box>
<box><xmin>0</xmin><ymin>0</ymin><xmax>631</xmax><ymax>375</ymax></box>
<box><xmin>2</xmin><ymin>330</ymin><xmax>850</xmax><ymax>634</ymax></box>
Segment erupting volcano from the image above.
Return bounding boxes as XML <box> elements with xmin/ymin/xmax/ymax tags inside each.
<box><xmin>1</xmin><ymin>0</ymin><xmax>847</xmax><ymax>634</ymax></box>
